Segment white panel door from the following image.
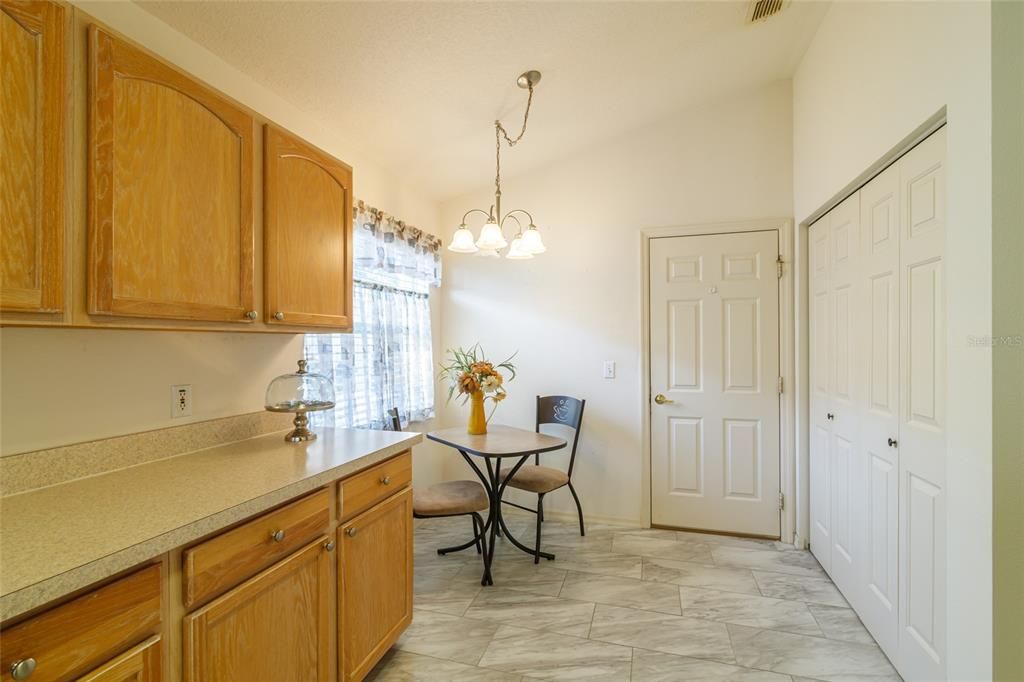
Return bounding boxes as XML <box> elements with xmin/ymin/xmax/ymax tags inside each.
<box><xmin>826</xmin><ymin>194</ymin><xmax>863</xmax><ymax>600</ymax></box>
<box><xmin>650</xmin><ymin>231</ymin><xmax>781</xmax><ymax>537</ymax></box>
<box><xmin>808</xmin><ymin>219</ymin><xmax>832</xmax><ymax>571</ymax></box>
<box><xmin>897</xmin><ymin>128</ymin><xmax>946</xmax><ymax>681</ymax></box>
<box><xmin>857</xmin><ymin>162</ymin><xmax>901</xmax><ymax>658</ymax></box>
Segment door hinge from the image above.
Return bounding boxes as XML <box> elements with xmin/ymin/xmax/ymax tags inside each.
<box><xmin>776</xmin><ymin>254</ymin><xmax>784</xmax><ymax>279</ymax></box>
<box><xmin>777</xmin><ymin>376</ymin><xmax>784</xmax><ymax>394</ymax></box>
<box><xmin>779</xmin><ymin>492</ymin><xmax>785</xmax><ymax>511</ymax></box>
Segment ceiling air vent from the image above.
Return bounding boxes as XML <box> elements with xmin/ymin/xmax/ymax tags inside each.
<box><xmin>747</xmin><ymin>0</ymin><xmax>790</xmax><ymax>23</ymax></box>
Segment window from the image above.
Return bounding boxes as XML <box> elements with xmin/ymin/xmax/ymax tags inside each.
<box><xmin>304</xmin><ymin>206</ymin><xmax>442</xmax><ymax>430</ymax></box>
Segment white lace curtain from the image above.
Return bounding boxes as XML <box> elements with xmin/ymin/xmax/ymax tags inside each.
<box><xmin>304</xmin><ymin>203</ymin><xmax>442</xmax><ymax>430</ymax></box>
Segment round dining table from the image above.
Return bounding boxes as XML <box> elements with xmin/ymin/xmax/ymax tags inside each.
<box><xmin>426</xmin><ymin>425</ymin><xmax>567</xmax><ymax>586</ymax></box>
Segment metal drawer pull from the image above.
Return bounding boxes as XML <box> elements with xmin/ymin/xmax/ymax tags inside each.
<box><xmin>245</xmin><ymin>310</ymin><xmax>257</xmax><ymax>319</ymax></box>
<box><xmin>270</xmin><ymin>529</ymin><xmax>286</xmax><ymax>542</ymax></box>
<box><xmin>380</xmin><ymin>475</ymin><xmax>391</xmax><ymax>485</ymax></box>
<box><xmin>11</xmin><ymin>658</ymin><xmax>36</xmax><ymax>680</ymax></box>
<box><xmin>324</xmin><ymin>539</ymin><xmax>336</xmax><ymax>552</ymax></box>
<box><xmin>888</xmin><ymin>438</ymin><xmax>898</xmax><ymax>448</ymax></box>
<box><xmin>273</xmin><ymin>312</ymin><xmax>285</xmax><ymax>321</ymax></box>
<box><xmin>826</xmin><ymin>413</ymin><xmax>834</xmax><ymax>420</ymax></box>
<box><xmin>346</xmin><ymin>527</ymin><xmax>358</xmax><ymax>537</ymax></box>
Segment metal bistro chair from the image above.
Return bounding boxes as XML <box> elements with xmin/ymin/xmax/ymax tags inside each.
<box><xmin>499</xmin><ymin>395</ymin><xmax>586</xmax><ymax>563</ymax></box>
<box><xmin>388</xmin><ymin>408</ymin><xmax>490</xmax><ymax>568</ymax></box>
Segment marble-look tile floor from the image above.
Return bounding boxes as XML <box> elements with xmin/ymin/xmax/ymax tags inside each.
<box><xmin>366</xmin><ymin>511</ymin><xmax>902</xmax><ymax>682</ymax></box>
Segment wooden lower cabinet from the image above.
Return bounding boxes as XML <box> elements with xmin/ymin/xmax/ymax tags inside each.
<box><xmin>338</xmin><ymin>487</ymin><xmax>413</xmax><ymax>682</ymax></box>
<box><xmin>2</xmin><ymin>461</ymin><xmax>416</xmax><ymax>682</ymax></box>
<box><xmin>0</xmin><ymin>565</ymin><xmax>162</xmax><ymax>682</ymax></box>
<box><xmin>77</xmin><ymin>636</ymin><xmax>162</xmax><ymax>682</ymax></box>
<box><xmin>183</xmin><ymin>538</ymin><xmax>333</xmax><ymax>682</ymax></box>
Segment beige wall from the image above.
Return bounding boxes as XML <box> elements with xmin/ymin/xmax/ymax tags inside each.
<box><xmin>438</xmin><ymin>82</ymin><xmax>794</xmax><ymax>525</ymax></box>
<box><xmin>0</xmin><ymin>328</ymin><xmax>302</xmax><ymax>454</ymax></box>
<box><xmin>992</xmin><ymin>1</ymin><xmax>1024</xmax><ymax>678</ymax></box>
<box><xmin>793</xmin><ymin>2</ymin><xmax>993</xmax><ymax>678</ymax></box>
<box><xmin>1</xmin><ymin>2</ymin><xmax>446</xmax><ymax>488</ymax></box>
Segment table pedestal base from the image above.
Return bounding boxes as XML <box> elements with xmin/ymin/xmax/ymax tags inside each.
<box><xmin>449</xmin><ymin>450</ymin><xmax>555</xmax><ymax>586</ymax></box>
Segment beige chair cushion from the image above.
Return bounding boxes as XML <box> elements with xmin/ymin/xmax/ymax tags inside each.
<box><xmin>413</xmin><ymin>480</ymin><xmax>488</xmax><ymax>517</ymax></box>
<box><xmin>499</xmin><ymin>464</ymin><xmax>569</xmax><ymax>494</ymax></box>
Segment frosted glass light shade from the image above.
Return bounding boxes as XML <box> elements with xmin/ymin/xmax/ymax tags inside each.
<box><xmin>449</xmin><ymin>226</ymin><xmax>478</xmax><ymax>253</ymax></box>
<box><xmin>505</xmin><ymin>236</ymin><xmax>534</xmax><ymax>259</ymax></box>
<box><xmin>475</xmin><ymin>221</ymin><xmax>508</xmax><ymax>250</ymax></box>
<box><xmin>519</xmin><ymin>226</ymin><xmax>546</xmax><ymax>254</ymax></box>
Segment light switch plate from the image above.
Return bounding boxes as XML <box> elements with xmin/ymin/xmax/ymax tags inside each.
<box><xmin>603</xmin><ymin>361</ymin><xmax>616</xmax><ymax>379</ymax></box>
<box><xmin>171</xmin><ymin>384</ymin><xmax>192</xmax><ymax>418</ymax></box>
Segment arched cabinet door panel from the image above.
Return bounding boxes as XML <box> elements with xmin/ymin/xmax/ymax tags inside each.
<box><xmin>0</xmin><ymin>0</ymin><xmax>67</xmax><ymax>313</ymax></box>
<box><xmin>263</xmin><ymin>125</ymin><xmax>353</xmax><ymax>329</ymax></box>
<box><xmin>88</xmin><ymin>26</ymin><xmax>255</xmax><ymax>323</ymax></box>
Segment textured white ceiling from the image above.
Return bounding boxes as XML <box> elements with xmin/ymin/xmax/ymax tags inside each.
<box><xmin>136</xmin><ymin>1</ymin><xmax>829</xmax><ymax>200</ymax></box>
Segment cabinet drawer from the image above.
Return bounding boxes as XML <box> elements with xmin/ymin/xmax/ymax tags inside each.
<box><xmin>0</xmin><ymin>564</ymin><xmax>162</xmax><ymax>682</ymax></box>
<box><xmin>339</xmin><ymin>451</ymin><xmax>411</xmax><ymax>521</ymax></box>
<box><xmin>183</xmin><ymin>489</ymin><xmax>329</xmax><ymax>608</ymax></box>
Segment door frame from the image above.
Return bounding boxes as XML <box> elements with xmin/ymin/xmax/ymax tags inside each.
<box><xmin>640</xmin><ymin>219</ymin><xmax>796</xmax><ymax>544</ymax></box>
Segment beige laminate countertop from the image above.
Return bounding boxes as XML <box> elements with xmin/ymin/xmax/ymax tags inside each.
<box><xmin>0</xmin><ymin>427</ymin><xmax>421</xmax><ymax>622</ymax></box>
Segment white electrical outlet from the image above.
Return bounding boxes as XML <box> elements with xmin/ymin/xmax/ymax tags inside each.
<box><xmin>603</xmin><ymin>361</ymin><xmax>616</xmax><ymax>379</ymax></box>
<box><xmin>171</xmin><ymin>384</ymin><xmax>192</xmax><ymax>418</ymax></box>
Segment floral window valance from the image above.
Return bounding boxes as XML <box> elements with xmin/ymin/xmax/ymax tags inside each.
<box><xmin>354</xmin><ymin>200</ymin><xmax>442</xmax><ymax>291</ymax></box>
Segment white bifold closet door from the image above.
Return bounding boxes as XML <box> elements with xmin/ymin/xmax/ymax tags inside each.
<box><xmin>895</xmin><ymin>128</ymin><xmax>946</xmax><ymax>682</ymax></box>
<box><xmin>808</xmin><ymin>126</ymin><xmax>946</xmax><ymax>682</ymax></box>
<box><xmin>857</xmin><ymin>161</ymin><xmax>901</xmax><ymax>658</ymax></box>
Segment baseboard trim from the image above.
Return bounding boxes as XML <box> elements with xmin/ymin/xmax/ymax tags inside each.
<box><xmin>535</xmin><ymin>508</ymin><xmax>641</xmax><ymax>528</ymax></box>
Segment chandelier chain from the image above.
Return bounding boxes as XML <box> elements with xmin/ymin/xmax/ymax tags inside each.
<box><xmin>494</xmin><ymin>82</ymin><xmax>534</xmax><ymax>206</ymax></box>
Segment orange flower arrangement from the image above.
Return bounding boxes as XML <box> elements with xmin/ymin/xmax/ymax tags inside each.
<box><xmin>439</xmin><ymin>344</ymin><xmax>517</xmax><ymax>418</ymax></box>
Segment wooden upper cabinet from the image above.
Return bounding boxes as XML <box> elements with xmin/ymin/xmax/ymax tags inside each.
<box><xmin>0</xmin><ymin>0</ymin><xmax>67</xmax><ymax>313</ymax></box>
<box><xmin>264</xmin><ymin>125</ymin><xmax>353</xmax><ymax>329</ymax></box>
<box><xmin>87</xmin><ymin>26</ymin><xmax>256</xmax><ymax>323</ymax></box>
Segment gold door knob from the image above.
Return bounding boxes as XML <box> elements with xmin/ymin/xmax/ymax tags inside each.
<box><xmin>654</xmin><ymin>394</ymin><xmax>674</xmax><ymax>405</ymax></box>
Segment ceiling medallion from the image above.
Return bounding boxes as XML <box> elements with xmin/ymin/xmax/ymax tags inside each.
<box><xmin>449</xmin><ymin>70</ymin><xmax>546</xmax><ymax>260</ymax></box>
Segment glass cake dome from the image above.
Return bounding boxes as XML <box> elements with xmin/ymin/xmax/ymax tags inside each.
<box><xmin>265</xmin><ymin>359</ymin><xmax>335</xmax><ymax>442</ymax></box>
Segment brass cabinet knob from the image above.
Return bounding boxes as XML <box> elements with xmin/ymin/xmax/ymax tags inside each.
<box><xmin>10</xmin><ymin>658</ymin><xmax>36</xmax><ymax>680</ymax></box>
<box><xmin>653</xmin><ymin>394</ymin><xmax>674</xmax><ymax>405</ymax></box>
<box><xmin>324</xmin><ymin>539</ymin><xmax>336</xmax><ymax>552</ymax></box>
<box><xmin>270</xmin><ymin>529</ymin><xmax>286</xmax><ymax>542</ymax></box>
<box><xmin>380</xmin><ymin>475</ymin><xmax>391</xmax><ymax>485</ymax></box>
<box><xmin>346</xmin><ymin>527</ymin><xmax>357</xmax><ymax>537</ymax></box>
<box><xmin>245</xmin><ymin>310</ymin><xmax>257</xmax><ymax>320</ymax></box>
<box><xmin>273</xmin><ymin>312</ymin><xmax>285</xmax><ymax>321</ymax></box>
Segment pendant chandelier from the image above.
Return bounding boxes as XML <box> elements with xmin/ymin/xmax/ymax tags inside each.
<box><xmin>449</xmin><ymin>70</ymin><xmax>546</xmax><ymax>259</ymax></box>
